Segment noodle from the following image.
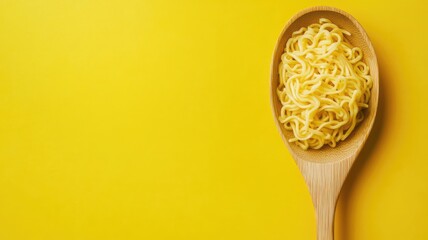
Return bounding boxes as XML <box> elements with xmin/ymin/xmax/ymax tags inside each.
<box><xmin>277</xmin><ymin>18</ymin><xmax>372</xmax><ymax>150</ymax></box>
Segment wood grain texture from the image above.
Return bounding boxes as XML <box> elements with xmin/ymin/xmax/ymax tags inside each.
<box><xmin>270</xmin><ymin>6</ymin><xmax>379</xmax><ymax>240</ymax></box>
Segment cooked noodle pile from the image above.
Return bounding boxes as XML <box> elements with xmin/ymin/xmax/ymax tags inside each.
<box><xmin>277</xmin><ymin>18</ymin><xmax>372</xmax><ymax>150</ymax></box>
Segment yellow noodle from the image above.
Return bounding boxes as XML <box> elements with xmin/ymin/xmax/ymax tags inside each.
<box><xmin>277</xmin><ymin>18</ymin><xmax>372</xmax><ymax>150</ymax></box>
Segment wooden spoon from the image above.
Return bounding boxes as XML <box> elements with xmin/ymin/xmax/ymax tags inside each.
<box><xmin>270</xmin><ymin>6</ymin><xmax>379</xmax><ymax>240</ymax></box>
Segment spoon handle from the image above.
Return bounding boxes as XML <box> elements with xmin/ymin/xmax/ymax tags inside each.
<box><xmin>314</xmin><ymin>191</ymin><xmax>336</xmax><ymax>240</ymax></box>
<box><xmin>297</xmin><ymin>160</ymin><xmax>352</xmax><ymax>240</ymax></box>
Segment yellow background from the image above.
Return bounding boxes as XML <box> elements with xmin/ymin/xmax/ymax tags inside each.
<box><xmin>1</xmin><ymin>0</ymin><xmax>427</xmax><ymax>239</ymax></box>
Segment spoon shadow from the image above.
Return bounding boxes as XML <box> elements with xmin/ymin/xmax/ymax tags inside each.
<box><xmin>337</xmin><ymin>44</ymin><xmax>390</xmax><ymax>239</ymax></box>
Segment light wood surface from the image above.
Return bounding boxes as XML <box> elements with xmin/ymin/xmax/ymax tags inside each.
<box><xmin>270</xmin><ymin>6</ymin><xmax>379</xmax><ymax>240</ymax></box>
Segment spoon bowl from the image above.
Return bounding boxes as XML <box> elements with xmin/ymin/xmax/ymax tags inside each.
<box><xmin>270</xmin><ymin>6</ymin><xmax>378</xmax><ymax>240</ymax></box>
